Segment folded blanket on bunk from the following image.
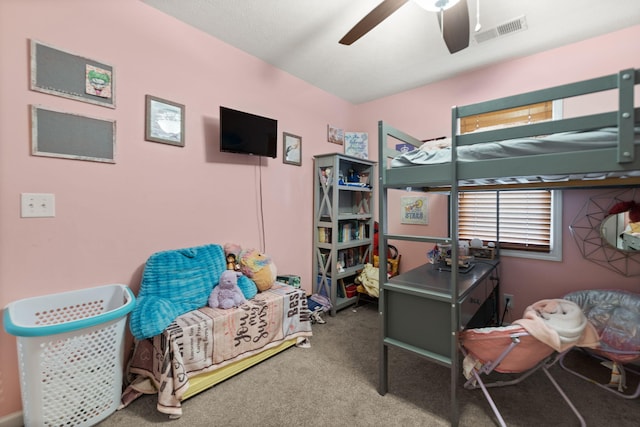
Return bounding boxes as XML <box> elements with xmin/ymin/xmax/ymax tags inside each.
<box><xmin>514</xmin><ymin>299</ymin><xmax>599</xmax><ymax>352</ymax></box>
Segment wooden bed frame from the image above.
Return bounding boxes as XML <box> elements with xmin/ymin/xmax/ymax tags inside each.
<box><xmin>181</xmin><ymin>337</ymin><xmax>298</xmax><ymax>400</ymax></box>
<box><xmin>376</xmin><ymin>68</ymin><xmax>639</xmax><ymax>426</ymax></box>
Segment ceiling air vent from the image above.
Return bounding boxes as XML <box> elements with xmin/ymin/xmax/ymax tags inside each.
<box><xmin>473</xmin><ymin>16</ymin><xmax>528</xmax><ymax>44</ymax></box>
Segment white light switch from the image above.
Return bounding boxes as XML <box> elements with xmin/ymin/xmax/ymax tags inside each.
<box><xmin>21</xmin><ymin>193</ymin><xmax>55</xmax><ymax>218</ymax></box>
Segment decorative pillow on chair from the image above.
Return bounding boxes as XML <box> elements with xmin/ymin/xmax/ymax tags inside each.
<box><xmin>373</xmin><ymin>254</ymin><xmax>400</xmax><ymax>277</ymax></box>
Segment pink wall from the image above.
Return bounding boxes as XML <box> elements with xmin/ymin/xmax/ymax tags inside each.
<box><xmin>0</xmin><ymin>0</ymin><xmax>356</xmax><ymax>416</ymax></box>
<box><xmin>0</xmin><ymin>0</ymin><xmax>638</xmax><ymax>418</ymax></box>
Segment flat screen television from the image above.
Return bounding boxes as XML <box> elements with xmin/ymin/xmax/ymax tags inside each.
<box><xmin>220</xmin><ymin>106</ymin><xmax>277</xmax><ymax>158</ymax></box>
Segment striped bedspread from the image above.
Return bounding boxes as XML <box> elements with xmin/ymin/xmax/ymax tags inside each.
<box><xmin>121</xmin><ymin>283</ymin><xmax>312</xmax><ymax>416</ymax></box>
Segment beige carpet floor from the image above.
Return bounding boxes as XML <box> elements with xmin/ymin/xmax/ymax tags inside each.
<box><xmin>99</xmin><ymin>302</ymin><xmax>640</xmax><ymax>426</ymax></box>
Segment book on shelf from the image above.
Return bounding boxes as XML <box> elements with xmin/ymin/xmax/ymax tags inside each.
<box><xmin>318</xmin><ymin>227</ymin><xmax>332</xmax><ymax>243</ymax></box>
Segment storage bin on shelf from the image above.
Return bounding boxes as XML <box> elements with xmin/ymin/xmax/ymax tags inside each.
<box><xmin>3</xmin><ymin>284</ymin><xmax>136</xmax><ymax>427</ymax></box>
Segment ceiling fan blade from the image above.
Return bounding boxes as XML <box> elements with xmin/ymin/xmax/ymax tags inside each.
<box><xmin>339</xmin><ymin>0</ymin><xmax>409</xmax><ymax>45</ymax></box>
<box><xmin>437</xmin><ymin>0</ymin><xmax>470</xmax><ymax>54</ymax></box>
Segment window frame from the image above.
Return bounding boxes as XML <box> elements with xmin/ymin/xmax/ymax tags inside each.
<box><xmin>456</xmin><ymin>100</ymin><xmax>563</xmax><ymax>262</ymax></box>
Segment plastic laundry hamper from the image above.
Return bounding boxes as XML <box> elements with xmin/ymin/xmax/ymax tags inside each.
<box><xmin>3</xmin><ymin>284</ymin><xmax>136</xmax><ymax>427</ymax></box>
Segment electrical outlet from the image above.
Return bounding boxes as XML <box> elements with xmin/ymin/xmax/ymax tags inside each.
<box><xmin>21</xmin><ymin>193</ymin><xmax>55</xmax><ymax>218</ymax></box>
<box><xmin>503</xmin><ymin>293</ymin><xmax>514</xmax><ymax>310</ymax></box>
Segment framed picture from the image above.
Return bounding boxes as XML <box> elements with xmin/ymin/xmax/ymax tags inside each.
<box><xmin>401</xmin><ymin>196</ymin><xmax>429</xmax><ymax>225</ymax></box>
<box><xmin>327</xmin><ymin>124</ymin><xmax>344</xmax><ymax>145</ymax></box>
<box><xmin>30</xmin><ymin>40</ymin><xmax>115</xmax><ymax>108</ymax></box>
<box><xmin>32</xmin><ymin>105</ymin><xmax>116</xmax><ymax>163</ymax></box>
<box><xmin>344</xmin><ymin>132</ymin><xmax>368</xmax><ymax>159</ymax></box>
<box><xmin>145</xmin><ymin>95</ymin><xmax>185</xmax><ymax>146</ymax></box>
<box><xmin>283</xmin><ymin>132</ymin><xmax>302</xmax><ymax>166</ymax></box>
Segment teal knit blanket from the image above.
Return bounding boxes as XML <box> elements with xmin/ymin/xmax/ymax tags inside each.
<box><xmin>130</xmin><ymin>244</ymin><xmax>247</xmax><ymax>340</ymax></box>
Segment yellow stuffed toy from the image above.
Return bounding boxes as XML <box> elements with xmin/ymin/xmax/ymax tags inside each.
<box><xmin>239</xmin><ymin>249</ymin><xmax>277</xmax><ymax>292</ymax></box>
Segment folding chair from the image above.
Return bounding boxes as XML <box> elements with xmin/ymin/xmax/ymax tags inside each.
<box><xmin>560</xmin><ymin>289</ymin><xmax>640</xmax><ymax>399</ymax></box>
<box><xmin>460</xmin><ymin>324</ymin><xmax>586</xmax><ymax>427</ymax></box>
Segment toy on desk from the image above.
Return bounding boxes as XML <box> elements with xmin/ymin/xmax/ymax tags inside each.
<box><xmin>428</xmin><ymin>243</ymin><xmax>474</xmax><ymax>269</ymax></box>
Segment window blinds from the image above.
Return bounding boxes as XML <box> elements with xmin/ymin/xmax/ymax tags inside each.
<box><xmin>458</xmin><ymin>191</ymin><xmax>552</xmax><ymax>251</ymax></box>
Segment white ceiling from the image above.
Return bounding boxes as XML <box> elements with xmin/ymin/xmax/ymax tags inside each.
<box><xmin>142</xmin><ymin>0</ymin><xmax>640</xmax><ymax>104</ymax></box>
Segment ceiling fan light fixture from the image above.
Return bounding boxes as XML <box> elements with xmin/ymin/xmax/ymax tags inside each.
<box><xmin>412</xmin><ymin>0</ymin><xmax>461</xmax><ymax>13</ymax></box>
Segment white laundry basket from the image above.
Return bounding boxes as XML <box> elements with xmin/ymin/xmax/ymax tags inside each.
<box><xmin>3</xmin><ymin>284</ymin><xmax>136</xmax><ymax>427</ymax></box>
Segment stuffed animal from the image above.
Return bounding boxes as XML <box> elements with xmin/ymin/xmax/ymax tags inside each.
<box><xmin>239</xmin><ymin>248</ymin><xmax>277</xmax><ymax>292</ymax></box>
<box><xmin>208</xmin><ymin>270</ymin><xmax>246</xmax><ymax>309</ymax></box>
<box><xmin>224</xmin><ymin>242</ymin><xmax>242</xmax><ymax>271</ymax></box>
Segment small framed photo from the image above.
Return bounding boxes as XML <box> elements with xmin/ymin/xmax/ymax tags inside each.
<box><xmin>327</xmin><ymin>124</ymin><xmax>344</xmax><ymax>145</ymax></box>
<box><xmin>283</xmin><ymin>132</ymin><xmax>302</xmax><ymax>166</ymax></box>
<box><xmin>145</xmin><ymin>95</ymin><xmax>185</xmax><ymax>146</ymax></box>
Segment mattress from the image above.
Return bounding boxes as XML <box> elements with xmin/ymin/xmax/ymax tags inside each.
<box><xmin>391</xmin><ymin>127</ymin><xmax>640</xmax><ymax>168</ymax></box>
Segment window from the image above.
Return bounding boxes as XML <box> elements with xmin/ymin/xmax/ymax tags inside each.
<box><xmin>457</xmin><ymin>102</ymin><xmax>561</xmax><ymax>261</ymax></box>
<box><xmin>458</xmin><ymin>190</ymin><xmax>562</xmax><ymax>261</ymax></box>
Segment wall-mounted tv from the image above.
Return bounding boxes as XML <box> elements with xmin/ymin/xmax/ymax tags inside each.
<box><xmin>220</xmin><ymin>106</ymin><xmax>277</xmax><ymax>158</ymax></box>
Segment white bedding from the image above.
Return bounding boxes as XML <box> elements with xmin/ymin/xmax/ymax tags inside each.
<box><xmin>391</xmin><ymin>127</ymin><xmax>640</xmax><ymax>168</ymax></box>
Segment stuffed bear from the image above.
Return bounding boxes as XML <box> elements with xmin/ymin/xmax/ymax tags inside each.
<box><xmin>239</xmin><ymin>248</ymin><xmax>277</xmax><ymax>292</ymax></box>
<box><xmin>208</xmin><ymin>270</ymin><xmax>247</xmax><ymax>309</ymax></box>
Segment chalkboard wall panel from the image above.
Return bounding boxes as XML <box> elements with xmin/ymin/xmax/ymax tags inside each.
<box><xmin>30</xmin><ymin>40</ymin><xmax>116</xmax><ymax>108</ymax></box>
<box><xmin>32</xmin><ymin>106</ymin><xmax>116</xmax><ymax>163</ymax></box>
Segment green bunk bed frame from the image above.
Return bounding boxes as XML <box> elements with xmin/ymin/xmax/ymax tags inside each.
<box><xmin>376</xmin><ymin>68</ymin><xmax>640</xmax><ymax>426</ymax></box>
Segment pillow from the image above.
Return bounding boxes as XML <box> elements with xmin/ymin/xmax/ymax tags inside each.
<box><xmin>419</xmin><ymin>138</ymin><xmax>451</xmax><ymax>152</ymax></box>
<box><xmin>237</xmin><ymin>275</ymin><xmax>258</xmax><ymax>300</ymax></box>
<box><xmin>373</xmin><ymin>254</ymin><xmax>399</xmax><ymax>276</ymax></box>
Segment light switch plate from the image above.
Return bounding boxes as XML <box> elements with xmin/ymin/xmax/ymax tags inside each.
<box><xmin>21</xmin><ymin>193</ymin><xmax>55</xmax><ymax>218</ymax></box>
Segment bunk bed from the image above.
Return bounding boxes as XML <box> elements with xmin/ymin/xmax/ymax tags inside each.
<box><xmin>376</xmin><ymin>68</ymin><xmax>640</xmax><ymax>426</ymax></box>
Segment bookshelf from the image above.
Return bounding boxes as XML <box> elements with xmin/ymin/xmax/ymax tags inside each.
<box><xmin>313</xmin><ymin>153</ymin><xmax>376</xmax><ymax>315</ymax></box>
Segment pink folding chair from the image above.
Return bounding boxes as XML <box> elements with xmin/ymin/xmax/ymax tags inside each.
<box><xmin>460</xmin><ymin>325</ymin><xmax>585</xmax><ymax>427</ymax></box>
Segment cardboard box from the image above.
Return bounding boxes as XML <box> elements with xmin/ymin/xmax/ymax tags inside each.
<box><xmin>278</xmin><ymin>275</ymin><xmax>301</xmax><ymax>288</ymax></box>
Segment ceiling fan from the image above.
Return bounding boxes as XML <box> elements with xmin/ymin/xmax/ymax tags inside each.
<box><xmin>339</xmin><ymin>0</ymin><xmax>470</xmax><ymax>54</ymax></box>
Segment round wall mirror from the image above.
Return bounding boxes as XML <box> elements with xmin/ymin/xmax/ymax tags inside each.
<box><xmin>601</xmin><ymin>213</ymin><xmax>632</xmax><ymax>251</ymax></box>
<box><xmin>570</xmin><ymin>188</ymin><xmax>640</xmax><ymax>276</ymax></box>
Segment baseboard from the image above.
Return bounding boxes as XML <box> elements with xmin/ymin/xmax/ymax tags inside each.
<box><xmin>0</xmin><ymin>411</ymin><xmax>23</xmax><ymax>427</ymax></box>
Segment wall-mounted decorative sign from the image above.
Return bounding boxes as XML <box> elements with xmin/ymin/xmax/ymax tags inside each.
<box><xmin>401</xmin><ymin>196</ymin><xmax>428</xmax><ymax>225</ymax></box>
<box><xmin>344</xmin><ymin>131</ymin><xmax>368</xmax><ymax>159</ymax></box>
<box><xmin>31</xmin><ymin>105</ymin><xmax>116</xmax><ymax>163</ymax></box>
<box><xmin>145</xmin><ymin>95</ymin><xmax>185</xmax><ymax>146</ymax></box>
<box><xmin>30</xmin><ymin>40</ymin><xmax>115</xmax><ymax>108</ymax></box>
<box><xmin>283</xmin><ymin>132</ymin><xmax>302</xmax><ymax>166</ymax></box>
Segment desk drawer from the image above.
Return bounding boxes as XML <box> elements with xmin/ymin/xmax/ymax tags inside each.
<box><xmin>460</xmin><ymin>279</ymin><xmax>486</xmax><ymax>328</ymax></box>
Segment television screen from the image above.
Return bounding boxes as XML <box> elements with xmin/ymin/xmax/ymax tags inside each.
<box><xmin>220</xmin><ymin>106</ymin><xmax>277</xmax><ymax>158</ymax></box>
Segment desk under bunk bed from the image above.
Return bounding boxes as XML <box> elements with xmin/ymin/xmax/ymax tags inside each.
<box><xmin>376</xmin><ymin>68</ymin><xmax>640</xmax><ymax>426</ymax></box>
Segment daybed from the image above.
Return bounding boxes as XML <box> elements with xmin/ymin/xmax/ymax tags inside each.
<box><xmin>376</xmin><ymin>68</ymin><xmax>640</xmax><ymax>426</ymax></box>
<box><xmin>119</xmin><ymin>244</ymin><xmax>312</xmax><ymax>417</ymax></box>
